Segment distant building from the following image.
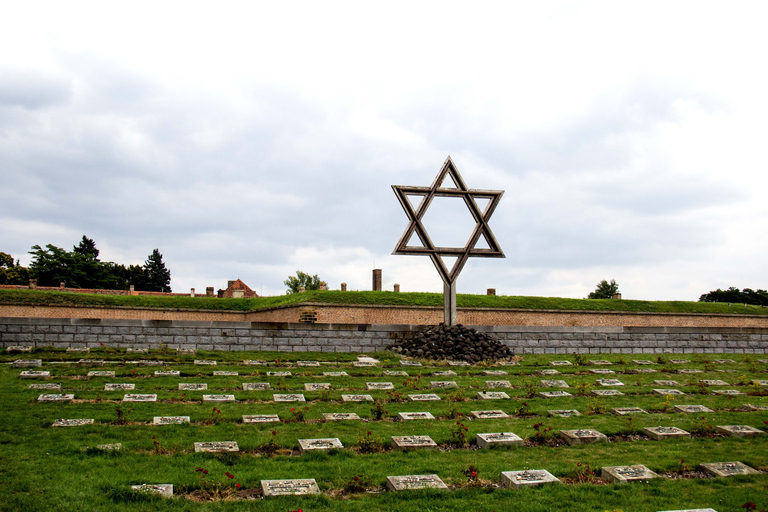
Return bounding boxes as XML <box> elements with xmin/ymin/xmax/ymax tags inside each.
<box><xmin>218</xmin><ymin>279</ymin><xmax>258</xmax><ymax>298</ymax></box>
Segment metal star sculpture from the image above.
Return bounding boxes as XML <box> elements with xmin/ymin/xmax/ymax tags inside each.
<box><xmin>392</xmin><ymin>156</ymin><xmax>505</xmax><ymax>324</ymax></box>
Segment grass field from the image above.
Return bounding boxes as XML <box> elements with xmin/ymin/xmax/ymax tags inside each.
<box><xmin>2</xmin><ymin>288</ymin><xmax>768</xmax><ymax>316</ymax></box>
<box><xmin>1</xmin><ymin>348</ymin><xmax>767</xmax><ymax>511</ymax></box>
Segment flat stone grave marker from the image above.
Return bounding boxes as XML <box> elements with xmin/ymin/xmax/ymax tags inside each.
<box><xmin>138</xmin><ymin>360</ymin><xmax>163</xmax><ymax>366</ymax></box>
<box><xmin>433</xmin><ymin>370</ymin><xmax>457</xmax><ymax>376</ymax></box>
<box><xmin>357</xmin><ymin>356</ymin><xmax>380</xmax><ymax>363</ymax></box>
<box><xmin>397</xmin><ymin>412</ymin><xmax>436</xmax><ymax>420</ymax></box>
<box><xmin>38</xmin><ymin>394</ymin><xmax>73</xmax><ymax>402</ymax></box>
<box><xmin>273</xmin><ymin>394</ymin><xmax>305</xmax><ymax>402</ymax></box>
<box><xmin>177</xmin><ymin>348</ymin><xmax>196</xmax><ymax>354</ymax></box>
<box><xmin>549</xmin><ymin>409</ymin><xmax>581</xmax><ymax>417</ymax></box>
<box><xmin>742</xmin><ymin>403</ymin><xmax>768</xmax><ymax>411</ymax></box>
<box><xmin>87</xmin><ymin>371</ymin><xmax>115</xmax><ymax>378</ymax></box>
<box><xmin>304</xmin><ymin>383</ymin><xmax>331</xmax><ymax>391</ymax></box>
<box><xmin>341</xmin><ymin>394</ymin><xmax>373</xmax><ymax>402</ymax></box>
<box><xmin>485</xmin><ymin>380</ymin><xmax>511</xmax><ymax>388</ymax></box>
<box><xmin>758</xmin><ymin>359</ymin><xmax>768</xmax><ymax>364</ymax></box>
<box><xmin>267</xmin><ymin>371</ymin><xmax>291</xmax><ymax>377</ymax></box>
<box><xmin>471</xmin><ymin>410</ymin><xmax>509</xmax><ymax>419</ymax></box>
<box><xmin>194</xmin><ymin>360</ymin><xmax>216</xmax><ymax>365</ymax></box>
<box><xmin>94</xmin><ymin>443</ymin><xmax>122</xmax><ymax>451</ymax></box>
<box><xmin>154</xmin><ymin>370</ymin><xmax>180</xmax><ymax>376</ymax></box>
<box><xmin>243</xmin><ymin>360</ymin><xmax>266</xmax><ymax>366</ymax></box>
<box><xmin>560</xmin><ymin>429</ymin><xmax>608</xmax><ymax>445</ymax></box>
<box><xmin>550</xmin><ymin>360</ymin><xmax>572</xmax><ymax>366</ymax></box>
<box><xmin>643</xmin><ymin>426</ymin><xmax>691</xmax><ymax>440</ymax></box>
<box><xmin>6</xmin><ymin>346</ymin><xmax>32</xmax><ymax>352</ymax></box>
<box><xmin>476</xmin><ymin>432</ymin><xmax>522</xmax><ymax>448</ymax></box>
<box><xmin>654</xmin><ymin>380</ymin><xmax>680</xmax><ymax>386</ymax></box>
<box><xmin>213</xmin><ymin>371</ymin><xmax>238</xmax><ymax>376</ymax></box>
<box><xmin>179</xmin><ymin>383</ymin><xmax>207</xmax><ymax>391</ymax></box>
<box><xmin>153</xmin><ymin>416</ymin><xmax>190</xmax><ymax>425</ymax></box>
<box><xmin>126</xmin><ymin>348</ymin><xmax>148</xmax><ymax>353</ymax></box>
<box><xmin>323</xmin><ymin>371</ymin><xmax>348</xmax><ymax>377</ymax></box>
<box><xmin>596</xmin><ymin>379</ymin><xmax>624</xmax><ymax>386</ymax></box>
<box><xmin>611</xmin><ymin>407</ymin><xmax>648</xmax><ymax>416</ymax></box>
<box><xmin>384</xmin><ymin>370</ymin><xmax>408</xmax><ymax>376</ymax></box>
<box><xmin>540</xmin><ymin>390</ymin><xmax>573</xmax><ymax>398</ymax></box>
<box><xmin>590</xmin><ymin>360</ymin><xmax>612</xmax><ymax>365</ymax></box>
<box><xmin>242</xmin><ymin>414</ymin><xmax>280</xmax><ymax>423</ymax></box>
<box><xmin>123</xmin><ymin>394</ymin><xmax>157</xmax><ymax>402</ymax></box>
<box><xmin>752</xmin><ymin>380</ymin><xmax>768</xmax><ymax>386</ymax></box>
<box><xmin>713</xmin><ymin>359</ymin><xmax>735</xmax><ymax>364</ymax></box>
<box><xmin>130</xmin><ymin>484</ymin><xmax>173</xmax><ymax>498</ymax></box>
<box><xmin>431</xmin><ymin>381</ymin><xmax>458</xmax><ymax>389</ymax></box>
<box><xmin>478</xmin><ymin>391</ymin><xmax>510</xmax><ymax>400</ymax></box>
<box><xmin>194</xmin><ymin>441</ymin><xmax>239</xmax><ymax>453</ymax></box>
<box><xmin>500</xmin><ymin>360</ymin><xmax>519</xmax><ymax>366</ymax></box>
<box><xmin>715</xmin><ymin>425</ymin><xmax>765</xmax><ymax>438</ymax></box>
<box><xmin>386</xmin><ymin>475</ymin><xmax>448</xmax><ymax>491</ymax></box>
<box><xmin>353</xmin><ymin>361</ymin><xmax>376</xmax><ymax>367</ymax></box>
<box><xmin>391</xmin><ymin>435</ymin><xmax>437</xmax><ymax>450</ymax></box>
<box><xmin>20</xmin><ymin>371</ymin><xmax>50</xmax><ymax>379</ymax></box>
<box><xmin>631</xmin><ymin>368</ymin><xmax>658</xmax><ymax>374</ymax></box>
<box><xmin>501</xmin><ymin>469</ymin><xmax>560</xmax><ymax>488</ymax></box>
<box><xmin>700</xmin><ymin>380</ymin><xmax>729</xmax><ymax>386</ymax></box>
<box><xmin>261</xmin><ymin>479</ymin><xmax>320</xmax><ymax>496</ymax></box>
<box><xmin>408</xmin><ymin>393</ymin><xmax>441</xmax><ymax>401</ymax></box>
<box><xmin>448</xmin><ymin>360</ymin><xmax>470</xmax><ymax>367</ymax></box>
<box><xmin>541</xmin><ymin>380</ymin><xmax>569</xmax><ymax>388</ymax></box>
<box><xmin>632</xmin><ymin>360</ymin><xmax>654</xmax><ymax>365</ymax></box>
<box><xmin>367</xmin><ymin>382</ymin><xmax>394</xmax><ymax>390</ymax></box>
<box><xmin>654</xmin><ymin>389</ymin><xmax>686</xmax><ymax>396</ymax></box>
<box><xmin>242</xmin><ymin>382</ymin><xmax>270</xmax><ymax>390</ymax></box>
<box><xmin>712</xmin><ymin>389</ymin><xmax>743</xmax><ymax>396</ymax></box>
<box><xmin>400</xmin><ymin>360</ymin><xmax>422</xmax><ymax>367</ymax></box>
<box><xmin>67</xmin><ymin>347</ymin><xmax>89</xmax><ymax>352</ymax></box>
<box><xmin>105</xmin><ymin>383</ymin><xmax>134</xmax><ymax>390</ymax></box>
<box><xmin>483</xmin><ymin>370</ymin><xmax>508</xmax><ymax>376</ymax></box>
<box><xmin>52</xmin><ymin>418</ymin><xmax>93</xmax><ymax>427</ymax></box>
<box><xmin>13</xmin><ymin>359</ymin><xmax>42</xmax><ymax>368</ymax></box>
<box><xmin>590</xmin><ymin>369</ymin><xmax>615</xmax><ymax>374</ymax></box>
<box><xmin>297</xmin><ymin>361</ymin><xmax>320</xmax><ymax>367</ymax></box>
<box><xmin>700</xmin><ymin>461</ymin><xmax>760</xmax><ymax>477</ymax></box>
<box><xmin>601</xmin><ymin>465</ymin><xmax>659</xmax><ymax>483</ymax></box>
<box><xmin>591</xmin><ymin>389</ymin><xmax>624</xmax><ymax>396</ymax></box>
<box><xmin>298</xmin><ymin>438</ymin><xmax>343</xmax><ymax>454</ymax></box>
<box><xmin>669</xmin><ymin>359</ymin><xmax>690</xmax><ymax>364</ymax></box>
<box><xmin>78</xmin><ymin>359</ymin><xmax>104</xmax><ymax>366</ymax></box>
<box><xmin>674</xmin><ymin>405</ymin><xmax>714</xmax><ymax>413</ymax></box>
<box><xmin>657</xmin><ymin>509</ymin><xmax>717</xmax><ymax>512</ymax></box>
<box><xmin>29</xmin><ymin>383</ymin><xmax>61</xmax><ymax>390</ymax></box>
<box><xmin>322</xmin><ymin>413</ymin><xmax>360</xmax><ymax>421</ymax></box>
<box><xmin>678</xmin><ymin>369</ymin><xmax>703</xmax><ymax>374</ymax></box>
<box><xmin>203</xmin><ymin>394</ymin><xmax>236</xmax><ymax>402</ymax></box>
<box><xmin>538</xmin><ymin>369</ymin><xmax>561</xmax><ymax>375</ymax></box>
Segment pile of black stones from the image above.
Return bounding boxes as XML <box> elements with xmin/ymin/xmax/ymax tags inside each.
<box><xmin>387</xmin><ymin>323</ymin><xmax>514</xmax><ymax>363</ymax></box>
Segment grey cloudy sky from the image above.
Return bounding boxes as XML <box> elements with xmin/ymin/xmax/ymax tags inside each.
<box><xmin>2</xmin><ymin>1</ymin><xmax>767</xmax><ymax>300</ymax></box>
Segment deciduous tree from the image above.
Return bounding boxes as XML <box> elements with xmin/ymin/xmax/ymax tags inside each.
<box><xmin>284</xmin><ymin>271</ymin><xmax>322</xmax><ymax>294</ymax></box>
<box><xmin>587</xmin><ymin>279</ymin><xmax>619</xmax><ymax>299</ymax></box>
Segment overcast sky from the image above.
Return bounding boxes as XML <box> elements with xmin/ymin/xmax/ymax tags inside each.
<box><xmin>2</xmin><ymin>1</ymin><xmax>767</xmax><ymax>300</ymax></box>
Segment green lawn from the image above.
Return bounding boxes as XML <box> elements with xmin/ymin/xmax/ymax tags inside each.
<box><xmin>1</xmin><ymin>349</ymin><xmax>767</xmax><ymax>511</ymax></box>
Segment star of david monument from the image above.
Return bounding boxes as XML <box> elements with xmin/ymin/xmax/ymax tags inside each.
<box><xmin>392</xmin><ymin>156</ymin><xmax>505</xmax><ymax>325</ymax></box>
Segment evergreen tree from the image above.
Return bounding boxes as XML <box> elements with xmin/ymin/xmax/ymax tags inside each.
<box><xmin>143</xmin><ymin>249</ymin><xmax>171</xmax><ymax>292</ymax></box>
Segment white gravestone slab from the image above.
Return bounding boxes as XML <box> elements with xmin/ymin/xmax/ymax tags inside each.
<box><xmin>304</xmin><ymin>383</ymin><xmax>331</xmax><ymax>391</ymax></box>
<box><xmin>596</xmin><ymin>379</ymin><xmax>624</xmax><ymax>386</ymax></box>
<box><xmin>52</xmin><ymin>418</ymin><xmax>93</xmax><ymax>427</ymax></box>
<box><xmin>501</xmin><ymin>470</ymin><xmax>560</xmax><ymax>488</ymax></box>
<box><xmin>653</xmin><ymin>389</ymin><xmax>686</xmax><ymax>396</ymax></box>
<box><xmin>367</xmin><ymin>382</ymin><xmax>394</xmax><ymax>390</ymax></box>
<box><xmin>400</xmin><ymin>360</ymin><xmax>422</xmax><ymax>367</ymax></box>
<box><xmin>611</xmin><ymin>407</ymin><xmax>648</xmax><ymax>416</ymax></box>
<box><xmin>242</xmin><ymin>383</ymin><xmax>270</xmax><ymax>390</ymax></box>
<box><xmin>657</xmin><ymin>509</ymin><xmax>717</xmax><ymax>512</ymax></box>
<box><xmin>242</xmin><ymin>360</ymin><xmax>267</xmax><ymax>366</ymax></box>
<box><xmin>433</xmin><ymin>370</ymin><xmax>457</xmax><ymax>376</ymax></box>
<box><xmin>631</xmin><ymin>368</ymin><xmax>658</xmax><ymax>374</ymax></box>
<box><xmin>67</xmin><ymin>347</ymin><xmax>89</xmax><ymax>352</ymax></box>
<box><xmin>261</xmin><ymin>479</ymin><xmax>320</xmax><ymax>496</ymax></box>
<box><xmin>131</xmin><ymin>484</ymin><xmax>173</xmax><ymax>498</ymax></box>
<box><xmin>105</xmin><ymin>384</ymin><xmax>134</xmax><ymax>390</ymax></box>
<box><xmin>478</xmin><ymin>391</ymin><xmax>510</xmax><ymax>400</ymax></box>
<box><xmin>87</xmin><ymin>371</ymin><xmax>115</xmax><ymax>378</ymax></box>
<box><xmin>560</xmin><ymin>429</ymin><xmax>608</xmax><ymax>446</ymax></box>
<box><xmin>590</xmin><ymin>369</ymin><xmax>615</xmax><ymax>374</ymax></box>
<box><xmin>298</xmin><ymin>438</ymin><xmax>343</xmax><ymax>454</ymax></box>
<box><xmin>78</xmin><ymin>359</ymin><xmax>104</xmax><ymax>366</ymax></box>
<box><xmin>643</xmin><ymin>426</ymin><xmax>691</xmax><ymax>440</ymax></box>
<box><xmin>322</xmin><ymin>413</ymin><xmax>360</xmax><ymax>421</ymax></box>
<box><xmin>448</xmin><ymin>360</ymin><xmax>470</xmax><ymax>367</ymax></box>
<box><xmin>323</xmin><ymin>371</ymin><xmax>348</xmax><ymax>377</ymax></box>
<box><xmin>485</xmin><ymin>380</ymin><xmax>511</xmax><ymax>388</ymax></box>
<box><xmin>194</xmin><ymin>441</ymin><xmax>239</xmax><ymax>453</ymax></box>
<box><xmin>541</xmin><ymin>391</ymin><xmax>574</xmax><ymax>398</ymax></box>
<box><xmin>267</xmin><ymin>371</ymin><xmax>291</xmax><ymax>377</ymax></box>
<box><xmin>177</xmin><ymin>348</ymin><xmax>196</xmax><ymax>354</ymax></box>
<box><xmin>431</xmin><ymin>381</ymin><xmax>458</xmax><ymax>389</ymax></box>
<box><xmin>390</xmin><ymin>435</ymin><xmax>438</xmax><ymax>450</ymax></box>
<box><xmin>408</xmin><ymin>394</ymin><xmax>441</xmax><ymax>401</ymax></box>
<box><xmin>483</xmin><ymin>370</ymin><xmax>508</xmax><ymax>376</ymax></box>
<box><xmin>712</xmin><ymin>390</ymin><xmax>743</xmax><ymax>396</ymax></box>
<box><xmin>203</xmin><ymin>395</ymin><xmax>236</xmax><ymax>402</ymax></box>
<box><xmin>123</xmin><ymin>394</ymin><xmax>157</xmax><ymax>402</ymax></box>
<box><xmin>20</xmin><ymin>371</ymin><xmax>50</xmax><ymax>379</ymax></box>
<box><xmin>179</xmin><ymin>383</ymin><xmax>207</xmax><ymax>390</ymax></box>
<box><xmin>139</xmin><ymin>360</ymin><xmax>163</xmax><ymax>366</ymax></box>
<box><xmin>742</xmin><ymin>403</ymin><xmax>768</xmax><ymax>411</ymax></box>
<box><xmin>153</xmin><ymin>416</ymin><xmax>190</xmax><ymax>425</ymax></box>
<box><xmin>713</xmin><ymin>359</ymin><xmax>735</xmax><ymax>364</ymax></box>
<box><xmin>357</xmin><ymin>356</ymin><xmax>380</xmax><ymax>363</ymax></box>
<box><xmin>297</xmin><ymin>361</ymin><xmax>321</xmax><ymax>367</ymax></box>
<box><xmin>541</xmin><ymin>380</ymin><xmax>569</xmax><ymax>388</ymax></box>
<box><xmin>194</xmin><ymin>360</ymin><xmax>217</xmax><ymax>365</ymax></box>
<box><xmin>273</xmin><ymin>394</ymin><xmax>305</xmax><ymax>402</ymax></box>
<box><xmin>386</xmin><ymin>475</ymin><xmax>448</xmax><ymax>491</ymax></box>
<box><xmin>700</xmin><ymin>380</ymin><xmax>729</xmax><ymax>386</ymax></box>
<box><xmin>538</xmin><ymin>369</ymin><xmax>561</xmax><ymax>375</ymax></box>
<box><xmin>341</xmin><ymin>394</ymin><xmax>373</xmax><ymax>402</ymax></box>
<box><xmin>242</xmin><ymin>414</ymin><xmax>280</xmax><ymax>423</ymax></box>
<box><xmin>669</xmin><ymin>359</ymin><xmax>690</xmax><ymax>364</ymax></box>
<box><xmin>384</xmin><ymin>370</ymin><xmax>409</xmax><ymax>377</ymax></box>
<box><xmin>213</xmin><ymin>371</ymin><xmax>238</xmax><ymax>376</ymax></box>
<box><xmin>353</xmin><ymin>361</ymin><xmax>376</xmax><ymax>367</ymax></box>
<box><xmin>29</xmin><ymin>383</ymin><xmax>60</xmax><ymax>390</ymax></box>
<box><xmin>476</xmin><ymin>432</ymin><xmax>522</xmax><ymax>448</ymax></box>
<box><xmin>700</xmin><ymin>461</ymin><xmax>760</xmax><ymax>477</ymax></box>
<box><xmin>715</xmin><ymin>425</ymin><xmax>765</xmax><ymax>438</ymax></box>
<box><xmin>154</xmin><ymin>370</ymin><xmax>180</xmax><ymax>377</ymax></box>
<box><xmin>38</xmin><ymin>394</ymin><xmax>73</xmax><ymax>402</ymax></box>
<box><xmin>674</xmin><ymin>405</ymin><xmax>714</xmax><ymax>413</ymax></box>
<box><xmin>677</xmin><ymin>369</ymin><xmax>703</xmax><ymax>374</ymax></box>
<box><xmin>601</xmin><ymin>465</ymin><xmax>659</xmax><ymax>483</ymax></box>
<box><xmin>590</xmin><ymin>360</ymin><xmax>612</xmax><ymax>365</ymax></box>
<box><xmin>471</xmin><ymin>410</ymin><xmax>509</xmax><ymax>419</ymax></box>
<box><xmin>95</xmin><ymin>443</ymin><xmax>122</xmax><ymax>451</ymax></box>
<box><xmin>751</xmin><ymin>380</ymin><xmax>768</xmax><ymax>386</ymax></box>
<box><xmin>14</xmin><ymin>359</ymin><xmax>42</xmax><ymax>368</ymax></box>
<box><xmin>633</xmin><ymin>360</ymin><xmax>655</xmax><ymax>365</ymax></box>
<box><xmin>397</xmin><ymin>412</ymin><xmax>436</xmax><ymax>420</ymax></box>
<box><xmin>654</xmin><ymin>380</ymin><xmax>680</xmax><ymax>386</ymax></box>
<box><xmin>126</xmin><ymin>348</ymin><xmax>148</xmax><ymax>353</ymax></box>
<box><xmin>591</xmin><ymin>389</ymin><xmax>624</xmax><ymax>396</ymax></box>
<box><xmin>549</xmin><ymin>409</ymin><xmax>580</xmax><ymax>417</ymax></box>
<box><xmin>6</xmin><ymin>346</ymin><xmax>32</xmax><ymax>352</ymax></box>
<box><xmin>550</xmin><ymin>360</ymin><xmax>572</xmax><ymax>366</ymax></box>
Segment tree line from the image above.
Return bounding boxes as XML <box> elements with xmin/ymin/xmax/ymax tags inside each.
<box><xmin>0</xmin><ymin>236</ymin><xmax>171</xmax><ymax>292</ymax></box>
<box><xmin>698</xmin><ymin>287</ymin><xmax>768</xmax><ymax>306</ymax></box>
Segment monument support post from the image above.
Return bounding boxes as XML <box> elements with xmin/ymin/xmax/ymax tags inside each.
<box><xmin>443</xmin><ymin>280</ymin><xmax>457</xmax><ymax>326</ymax></box>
